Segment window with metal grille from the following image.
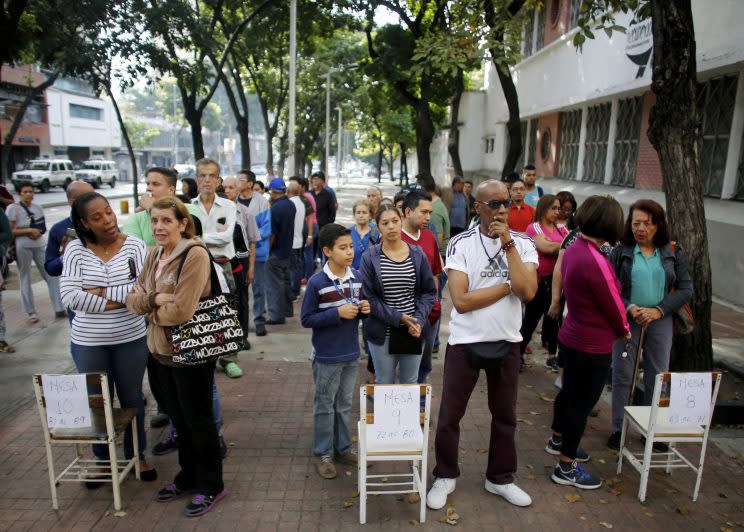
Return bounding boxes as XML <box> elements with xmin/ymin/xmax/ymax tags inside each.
<box><xmin>570</xmin><ymin>0</ymin><xmax>583</xmax><ymax>28</ymax></box>
<box><xmin>698</xmin><ymin>74</ymin><xmax>737</xmax><ymax>198</ymax></box>
<box><xmin>522</xmin><ymin>10</ymin><xmax>535</xmax><ymax>57</ymax></box>
<box><xmin>557</xmin><ymin>110</ymin><xmax>581</xmax><ymax>179</ymax></box>
<box><xmin>583</xmin><ymin>103</ymin><xmax>611</xmax><ymax>183</ymax></box>
<box><xmin>527</xmin><ymin>118</ymin><xmax>538</xmax><ymax>164</ymax></box>
<box><xmin>535</xmin><ymin>8</ymin><xmax>546</xmax><ymax>52</ymax></box>
<box><xmin>611</xmin><ymin>96</ymin><xmax>643</xmax><ymax>187</ymax></box>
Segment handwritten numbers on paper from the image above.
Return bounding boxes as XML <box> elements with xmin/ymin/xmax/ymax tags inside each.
<box><xmin>666</xmin><ymin>373</ymin><xmax>712</xmax><ymax>426</ymax></box>
<box><xmin>41</xmin><ymin>374</ymin><xmax>92</xmax><ymax>429</ymax></box>
<box><xmin>372</xmin><ymin>385</ymin><xmax>422</xmax><ymax>446</ymax></box>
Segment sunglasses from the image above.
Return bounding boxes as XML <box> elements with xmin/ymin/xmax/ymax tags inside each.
<box><xmin>476</xmin><ymin>199</ymin><xmax>513</xmax><ymax>210</ymax></box>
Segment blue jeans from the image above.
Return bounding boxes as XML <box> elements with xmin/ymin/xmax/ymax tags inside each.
<box><xmin>71</xmin><ymin>337</ymin><xmax>148</xmax><ymax>460</ymax></box>
<box><xmin>252</xmin><ymin>260</ymin><xmax>267</xmax><ymax>326</ymax></box>
<box><xmin>304</xmin><ymin>225</ymin><xmax>318</xmax><ymax>280</ymax></box>
<box><xmin>368</xmin><ymin>337</ymin><xmax>422</xmax><ymax>384</ymax></box>
<box><xmin>289</xmin><ymin>248</ymin><xmax>304</xmax><ymax>299</ymax></box>
<box><xmin>267</xmin><ymin>255</ymin><xmax>291</xmax><ymax>320</ymax></box>
<box><xmin>312</xmin><ymin>359</ymin><xmax>359</xmax><ymax>456</ymax></box>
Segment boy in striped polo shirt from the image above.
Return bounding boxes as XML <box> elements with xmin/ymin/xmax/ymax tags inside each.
<box><xmin>300</xmin><ymin>223</ymin><xmax>370</xmax><ymax>479</ymax></box>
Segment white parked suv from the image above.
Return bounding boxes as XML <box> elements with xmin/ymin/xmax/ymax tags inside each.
<box><xmin>11</xmin><ymin>159</ymin><xmax>75</xmax><ymax>192</ymax></box>
<box><xmin>75</xmin><ymin>160</ymin><xmax>118</xmax><ymax>188</ymax></box>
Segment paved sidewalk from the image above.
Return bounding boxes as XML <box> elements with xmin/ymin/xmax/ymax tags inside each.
<box><xmin>0</xmin><ymin>175</ymin><xmax>742</xmax><ymax>530</ymax></box>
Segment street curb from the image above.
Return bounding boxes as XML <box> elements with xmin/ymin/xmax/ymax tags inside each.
<box><xmin>38</xmin><ymin>192</ymin><xmax>134</xmax><ymax>209</ymax></box>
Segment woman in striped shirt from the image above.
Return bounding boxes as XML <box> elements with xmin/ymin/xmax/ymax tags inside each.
<box><xmin>60</xmin><ymin>192</ymin><xmax>156</xmax><ymax>483</ymax></box>
<box><xmin>360</xmin><ymin>204</ymin><xmax>436</xmax><ymax>384</ymax></box>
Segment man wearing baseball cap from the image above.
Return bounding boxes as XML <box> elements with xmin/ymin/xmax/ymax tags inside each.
<box><xmin>266</xmin><ymin>177</ymin><xmax>297</xmax><ymax>325</ymax></box>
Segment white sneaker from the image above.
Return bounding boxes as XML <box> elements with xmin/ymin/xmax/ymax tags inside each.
<box><xmin>484</xmin><ymin>480</ymin><xmax>532</xmax><ymax>507</ymax></box>
<box><xmin>426</xmin><ymin>478</ymin><xmax>456</xmax><ymax>510</ymax></box>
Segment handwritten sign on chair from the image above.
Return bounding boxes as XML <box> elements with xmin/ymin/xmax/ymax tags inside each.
<box><xmin>372</xmin><ymin>386</ymin><xmax>421</xmax><ymax>446</ymax></box>
<box><xmin>666</xmin><ymin>372</ymin><xmax>712</xmax><ymax>426</ymax></box>
<box><xmin>41</xmin><ymin>374</ymin><xmax>92</xmax><ymax>428</ymax></box>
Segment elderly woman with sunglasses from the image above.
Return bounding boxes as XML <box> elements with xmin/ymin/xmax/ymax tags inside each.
<box><xmin>520</xmin><ymin>195</ymin><xmax>569</xmax><ymax>372</ymax></box>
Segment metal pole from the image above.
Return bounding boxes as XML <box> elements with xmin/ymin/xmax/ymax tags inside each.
<box><xmin>287</xmin><ymin>0</ymin><xmax>297</xmax><ymax>177</ymax></box>
<box><xmin>325</xmin><ymin>71</ymin><xmax>331</xmax><ymax>177</ymax></box>
<box><xmin>172</xmin><ymin>82</ymin><xmax>177</xmax><ymax>166</ymax></box>
<box><xmin>336</xmin><ymin>105</ymin><xmax>342</xmax><ymax>179</ymax></box>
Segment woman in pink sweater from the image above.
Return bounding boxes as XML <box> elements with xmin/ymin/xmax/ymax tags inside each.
<box><xmin>544</xmin><ymin>196</ymin><xmax>630</xmax><ymax>490</ymax></box>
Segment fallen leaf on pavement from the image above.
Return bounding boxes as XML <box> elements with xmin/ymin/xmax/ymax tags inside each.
<box><xmin>598</xmin><ymin>458</ymin><xmax>606</xmax><ymax>464</ymax></box>
<box><xmin>600</xmin><ymin>522</ymin><xmax>614</xmax><ymax>529</ymax></box>
<box><xmin>539</xmin><ymin>395</ymin><xmax>554</xmax><ymax>402</ymax></box>
<box><xmin>352</xmin><ymin>491</ymin><xmax>359</xmax><ymax>498</ymax></box>
<box><xmin>409</xmin><ymin>519</ymin><xmax>419</xmax><ymax>526</ymax></box>
<box><xmin>529</xmin><ymin>411</ymin><xmax>539</xmax><ymax>415</ymax></box>
<box><xmin>445</xmin><ymin>507</ymin><xmax>460</xmax><ymax>525</ymax></box>
<box><xmin>345</xmin><ymin>471</ymin><xmax>351</xmax><ymax>476</ymax></box>
<box><xmin>408</xmin><ymin>493</ymin><xmax>420</xmax><ymax>503</ymax></box>
<box><xmin>720</xmin><ymin>528</ymin><xmax>733</xmax><ymax>532</ymax></box>
<box><xmin>517</xmin><ymin>418</ymin><xmax>534</xmax><ymax>426</ymax></box>
<box><xmin>644</xmin><ymin>512</ymin><xmax>654</xmax><ymax>517</ymax></box>
<box><xmin>599</xmin><ymin>499</ymin><xmax>608</xmax><ymax>504</ymax></box>
<box><xmin>604</xmin><ymin>477</ymin><xmax>623</xmax><ymax>488</ymax></box>
<box><xmin>476</xmin><ymin>448</ymin><xmax>487</xmax><ymax>454</ymax></box>
<box><xmin>609</xmin><ymin>487</ymin><xmax>624</xmax><ymax>496</ymax></box>
<box><xmin>564</xmin><ymin>493</ymin><xmax>581</xmax><ymax>503</ymax></box>
<box><xmin>343</xmin><ymin>500</ymin><xmax>354</xmax><ymax>508</ymax></box>
<box><xmin>525</xmin><ymin>385</ymin><xmax>534</xmax><ymax>388</ymax></box>
<box><xmin>526</xmin><ymin>464</ymin><xmax>534</xmax><ymax>469</ymax></box>
<box><xmin>526</xmin><ymin>474</ymin><xmax>536</xmax><ymax>480</ymax></box>
<box><xmin>676</xmin><ymin>507</ymin><xmax>690</xmax><ymax>516</ymax></box>
<box><xmin>114</xmin><ymin>511</ymin><xmax>126</xmax><ymax>518</ymax></box>
<box><xmin>580</xmin><ymin>516</ymin><xmax>586</xmax><ymax>521</ymax></box>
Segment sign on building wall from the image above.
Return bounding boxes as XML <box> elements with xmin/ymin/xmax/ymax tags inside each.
<box><xmin>625</xmin><ymin>17</ymin><xmax>653</xmax><ymax>78</ymax></box>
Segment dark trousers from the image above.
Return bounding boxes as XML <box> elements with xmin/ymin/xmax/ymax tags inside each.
<box><xmin>551</xmin><ymin>344</ymin><xmax>611</xmax><ymax>460</ymax></box>
<box><xmin>232</xmin><ymin>258</ymin><xmax>251</xmax><ymax>345</ymax></box>
<box><xmin>267</xmin><ymin>255</ymin><xmax>292</xmax><ymax>320</ymax></box>
<box><xmin>289</xmin><ymin>248</ymin><xmax>304</xmax><ymax>299</ymax></box>
<box><xmin>156</xmin><ymin>359</ymin><xmax>223</xmax><ymax>495</ymax></box>
<box><xmin>433</xmin><ymin>343</ymin><xmax>520</xmax><ymax>484</ymax></box>
<box><xmin>520</xmin><ymin>275</ymin><xmax>559</xmax><ymax>356</ymax></box>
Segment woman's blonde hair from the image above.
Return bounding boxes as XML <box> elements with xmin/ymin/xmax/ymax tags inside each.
<box><xmin>150</xmin><ymin>196</ymin><xmax>196</xmax><ymax>239</ymax></box>
<box><xmin>352</xmin><ymin>198</ymin><xmax>372</xmax><ymax>215</ymax></box>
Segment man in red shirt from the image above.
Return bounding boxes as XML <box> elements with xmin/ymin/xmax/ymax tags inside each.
<box><xmin>401</xmin><ymin>189</ymin><xmax>443</xmax><ymax>384</ymax></box>
<box><xmin>507</xmin><ymin>177</ymin><xmax>535</xmax><ymax>233</ymax></box>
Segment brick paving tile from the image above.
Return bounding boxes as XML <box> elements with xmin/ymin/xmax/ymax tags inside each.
<box><xmin>1</xmin><ymin>356</ymin><xmax>743</xmax><ymax>530</ymax></box>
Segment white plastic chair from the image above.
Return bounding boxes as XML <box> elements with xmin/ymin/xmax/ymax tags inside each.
<box><xmin>617</xmin><ymin>371</ymin><xmax>722</xmax><ymax>503</ymax></box>
<box><xmin>33</xmin><ymin>373</ymin><xmax>140</xmax><ymax>511</ymax></box>
<box><xmin>358</xmin><ymin>384</ymin><xmax>431</xmax><ymax>524</ymax></box>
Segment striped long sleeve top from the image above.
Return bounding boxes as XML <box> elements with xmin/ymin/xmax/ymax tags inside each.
<box><xmin>60</xmin><ymin>237</ymin><xmax>147</xmax><ymax>346</ymax></box>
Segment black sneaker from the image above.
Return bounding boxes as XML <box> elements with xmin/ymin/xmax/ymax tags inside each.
<box><xmin>156</xmin><ymin>482</ymin><xmax>194</xmax><ymax>503</ymax></box>
<box><xmin>184</xmin><ymin>490</ymin><xmax>228</xmax><ymax>517</ymax></box>
<box><xmin>641</xmin><ymin>436</ymin><xmax>669</xmax><ymax>452</ymax></box>
<box><xmin>551</xmin><ymin>461</ymin><xmax>602</xmax><ymax>489</ymax></box>
<box><xmin>153</xmin><ymin>431</ymin><xmax>178</xmax><ymax>456</ymax></box>
<box><xmin>255</xmin><ymin>324</ymin><xmax>267</xmax><ymax>336</ymax></box>
<box><xmin>544</xmin><ymin>436</ymin><xmax>590</xmax><ymax>462</ymax></box>
<box><xmin>607</xmin><ymin>431</ymin><xmax>621</xmax><ymax>450</ymax></box>
<box><xmin>546</xmin><ymin>357</ymin><xmax>560</xmax><ymax>373</ymax></box>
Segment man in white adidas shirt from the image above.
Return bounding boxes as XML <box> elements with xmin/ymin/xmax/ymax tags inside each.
<box><xmin>427</xmin><ymin>180</ymin><xmax>538</xmax><ymax>510</ymax></box>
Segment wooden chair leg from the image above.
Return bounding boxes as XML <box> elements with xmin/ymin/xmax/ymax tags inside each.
<box><xmin>109</xmin><ymin>440</ymin><xmax>121</xmax><ymax>511</ymax></box>
<box><xmin>44</xmin><ymin>440</ymin><xmax>58</xmax><ymax>510</ymax></box>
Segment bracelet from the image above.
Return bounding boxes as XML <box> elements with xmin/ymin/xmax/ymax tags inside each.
<box><xmin>501</xmin><ymin>239</ymin><xmax>516</xmax><ymax>252</ymax></box>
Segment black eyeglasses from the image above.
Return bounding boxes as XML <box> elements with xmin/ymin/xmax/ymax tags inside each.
<box><xmin>476</xmin><ymin>199</ymin><xmax>513</xmax><ymax>210</ymax></box>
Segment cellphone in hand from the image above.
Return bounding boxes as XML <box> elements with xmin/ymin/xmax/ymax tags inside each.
<box><xmin>217</xmin><ymin>217</ymin><xmax>226</xmax><ymax>225</ymax></box>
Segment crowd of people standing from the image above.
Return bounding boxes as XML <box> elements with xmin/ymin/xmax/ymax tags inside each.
<box><xmin>0</xmin><ymin>160</ymin><xmax>693</xmax><ymax>519</ymax></box>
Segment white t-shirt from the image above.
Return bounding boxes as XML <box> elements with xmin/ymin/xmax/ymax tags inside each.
<box><xmin>445</xmin><ymin>227</ymin><xmax>538</xmax><ymax>345</ymax></box>
<box><xmin>289</xmin><ymin>196</ymin><xmax>305</xmax><ymax>249</ymax></box>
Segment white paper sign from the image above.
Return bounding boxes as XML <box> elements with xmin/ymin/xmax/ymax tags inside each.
<box><xmin>42</xmin><ymin>374</ymin><xmax>92</xmax><ymax>428</ymax></box>
<box><xmin>666</xmin><ymin>372</ymin><xmax>712</xmax><ymax>426</ymax></box>
<box><xmin>374</xmin><ymin>385</ymin><xmax>419</xmax><ymax>428</ymax></box>
<box><xmin>371</xmin><ymin>424</ymin><xmax>423</xmax><ymax>447</ymax></box>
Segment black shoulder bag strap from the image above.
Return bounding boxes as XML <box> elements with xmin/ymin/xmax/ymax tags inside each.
<box><xmin>175</xmin><ymin>245</ymin><xmax>221</xmax><ymax>297</ymax></box>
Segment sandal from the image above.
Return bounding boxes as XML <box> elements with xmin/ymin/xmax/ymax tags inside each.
<box><xmin>0</xmin><ymin>341</ymin><xmax>15</xmax><ymax>353</ymax></box>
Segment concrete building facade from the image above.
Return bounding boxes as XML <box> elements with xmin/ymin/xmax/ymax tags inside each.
<box><xmin>452</xmin><ymin>0</ymin><xmax>744</xmax><ymax>305</ymax></box>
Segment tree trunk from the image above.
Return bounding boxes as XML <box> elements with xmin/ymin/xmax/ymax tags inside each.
<box><xmin>647</xmin><ymin>0</ymin><xmax>712</xmax><ymax>371</ymax></box>
<box><xmin>448</xmin><ymin>68</ymin><xmax>465</xmax><ymax>178</ymax></box>
<box><xmin>257</xmin><ymin>97</ymin><xmax>274</xmax><ymax>174</ymax></box>
<box><xmin>414</xmin><ymin>101</ymin><xmax>434</xmax><ymax>176</ymax></box>
<box><xmin>400</xmin><ymin>143</ymin><xmax>408</xmax><ymax>186</ymax></box>
<box><xmin>496</xmin><ymin>63</ymin><xmax>523</xmax><ymax>177</ymax></box>
<box><xmin>377</xmin><ymin>142</ymin><xmax>383</xmax><ymax>183</ymax></box>
<box><xmin>185</xmin><ymin>109</ymin><xmax>205</xmax><ymax>161</ymax></box>
<box><xmin>103</xmin><ymin>83</ymin><xmax>139</xmax><ymax>206</ymax></box>
<box><xmin>1</xmin><ymin>71</ymin><xmax>59</xmax><ymax>182</ymax></box>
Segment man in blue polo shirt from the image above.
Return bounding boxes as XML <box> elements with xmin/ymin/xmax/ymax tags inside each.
<box><xmin>266</xmin><ymin>177</ymin><xmax>297</xmax><ymax>325</ymax></box>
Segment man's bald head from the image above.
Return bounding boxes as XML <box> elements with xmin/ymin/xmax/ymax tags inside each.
<box><xmin>66</xmin><ymin>181</ymin><xmax>94</xmax><ymax>205</ymax></box>
<box><xmin>475</xmin><ymin>179</ymin><xmax>508</xmax><ymax>201</ymax></box>
<box><xmin>287</xmin><ymin>180</ymin><xmax>300</xmax><ymax>196</ymax></box>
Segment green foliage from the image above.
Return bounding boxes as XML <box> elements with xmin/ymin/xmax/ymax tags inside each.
<box><xmin>123</xmin><ymin>119</ymin><xmax>160</xmax><ymax>150</ymax></box>
<box><xmin>572</xmin><ymin>0</ymin><xmax>649</xmax><ymax>50</ymax></box>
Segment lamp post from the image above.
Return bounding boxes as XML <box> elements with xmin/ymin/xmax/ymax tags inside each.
<box><xmin>322</xmin><ymin>64</ymin><xmax>358</xmax><ymax>181</ymax></box>
<box><xmin>287</xmin><ymin>0</ymin><xmax>297</xmax><ymax>177</ymax></box>
<box><xmin>336</xmin><ymin>105</ymin><xmax>343</xmax><ymax>178</ymax></box>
